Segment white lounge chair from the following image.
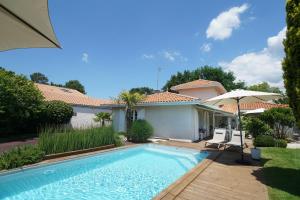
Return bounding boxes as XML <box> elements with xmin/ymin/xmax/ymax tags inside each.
<box><xmin>205</xmin><ymin>129</ymin><xmax>226</xmax><ymax>149</ymax></box>
<box><xmin>225</xmin><ymin>130</ymin><xmax>245</xmax><ymax>149</ymax></box>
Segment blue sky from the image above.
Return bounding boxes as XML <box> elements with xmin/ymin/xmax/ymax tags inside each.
<box><xmin>0</xmin><ymin>0</ymin><xmax>286</xmax><ymax>99</ymax></box>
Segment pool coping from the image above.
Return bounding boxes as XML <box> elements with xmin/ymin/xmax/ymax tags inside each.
<box><xmin>153</xmin><ymin>149</ymin><xmax>221</xmax><ymax>200</ymax></box>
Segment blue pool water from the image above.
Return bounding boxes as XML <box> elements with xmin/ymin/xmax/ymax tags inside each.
<box><xmin>0</xmin><ymin>144</ymin><xmax>208</xmax><ymax>200</ymax></box>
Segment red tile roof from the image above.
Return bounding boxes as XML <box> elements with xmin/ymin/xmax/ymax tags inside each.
<box><xmin>170</xmin><ymin>79</ymin><xmax>226</xmax><ymax>93</ymax></box>
<box><xmin>141</xmin><ymin>92</ymin><xmax>198</xmax><ymax>104</ymax></box>
<box><xmin>220</xmin><ymin>102</ymin><xmax>289</xmax><ymax>113</ymax></box>
<box><xmin>35</xmin><ymin>83</ymin><xmax>110</xmax><ymax>107</ymax></box>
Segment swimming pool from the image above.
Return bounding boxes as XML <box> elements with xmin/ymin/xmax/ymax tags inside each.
<box><xmin>0</xmin><ymin>144</ymin><xmax>208</xmax><ymax>200</ymax></box>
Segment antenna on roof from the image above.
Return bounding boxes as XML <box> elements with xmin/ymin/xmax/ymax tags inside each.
<box><xmin>156</xmin><ymin>67</ymin><xmax>162</xmax><ymax>90</ymax></box>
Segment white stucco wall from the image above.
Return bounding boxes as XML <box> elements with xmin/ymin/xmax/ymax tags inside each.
<box><xmin>177</xmin><ymin>87</ymin><xmax>220</xmax><ymax>100</ymax></box>
<box><xmin>70</xmin><ymin>106</ymin><xmax>111</xmax><ymax>129</ymax></box>
<box><xmin>144</xmin><ymin>105</ymin><xmax>199</xmax><ymax>141</ymax></box>
<box><xmin>111</xmin><ymin>105</ymin><xmax>205</xmax><ymax>141</ymax></box>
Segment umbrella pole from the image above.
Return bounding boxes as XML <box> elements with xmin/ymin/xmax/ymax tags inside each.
<box><xmin>236</xmin><ymin>99</ymin><xmax>244</xmax><ymax>161</ymax></box>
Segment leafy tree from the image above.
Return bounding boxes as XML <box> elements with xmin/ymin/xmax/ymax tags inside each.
<box><xmin>94</xmin><ymin>112</ymin><xmax>111</xmax><ymax>126</ymax></box>
<box><xmin>248</xmin><ymin>82</ymin><xmax>289</xmax><ymax>104</ymax></box>
<box><xmin>0</xmin><ymin>67</ymin><xmax>44</xmax><ymax>133</ymax></box>
<box><xmin>260</xmin><ymin>108</ymin><xmax>295</xmax><ymax>139</ymax></box>
<box><xmin>114</xmin><ymin>91</ymin><xmax>144</xmax><ymax>135</ymax></box>
<box><xmin>283</xmin><ymin>0</ymin><xmax>300</xmax><ymax>127</ymax></box>
<box><xmin>65</xmin><ymin>80</ymin><xmax>86</xmax><ymax>94</ymax></box>
<box><xmin>129</xmin><ymin>87</ymin><xmax>155</xmax><ymax>95</ymax></box>
<box><xmin>248</xmin><ymin>82</ymin><xmax>281</xmax><ymax>93</ymax></box>
<box><xmin>30</xmin><ymin>72</ymin><xmax>49</xmax><ymax>84</ymax></box>
<box><xmin>163</xmin><ymin>66</ymin><xmax>246</xmax><ymax>91</ymax></box>
<box><xmin>50</xmin><ymin>82</ymin><xmax>64</xmax><ymax>87</ymax></box>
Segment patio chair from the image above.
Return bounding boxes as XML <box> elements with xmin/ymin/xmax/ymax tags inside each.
<box><xmin>224</xmin><ymin>130</ymin><xmax>245</xmax><ymax>149</ymax></box>
<box><xmin>204</xmin><ymin>129</ymin><xmax>226</xmax><ymax>149</ymax></box>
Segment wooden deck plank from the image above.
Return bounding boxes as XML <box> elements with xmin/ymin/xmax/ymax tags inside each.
<box><xmin>154</xmin><ymin>140</ymin><xmax>268</xmax><ymax>200</ymax></box>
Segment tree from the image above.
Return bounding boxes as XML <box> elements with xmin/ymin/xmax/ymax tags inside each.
<box><xmin>260</xmin><ymin>108</ymin><xmax>295</xmax><ymax>139</ymax></box>
<box><xmin>65</xmin><ymin>80</ymin><xmax>86</xmax><ymax>94</ymax></box>
<box><xmin>129</xmin><ymin>87</ymin><xmax>155</xmax><ymax>95</ymax></box>
<box><xmin>0</xmin><ymin>67</ymin><xmax>44</xmax><ymax>133</ymax></box>
<box><xmin>162</xmin><ymin>66</ymin><xmax>246</xmax><ymax>91</ymax></box>
<box><xmin>94</xmin><ymin>112</ymin><xmax>111</xmax><ymax>126</ymax></box>
<box><xmin>247</xmin><ymin>82</ymin><xmax>289</xmax><ymax>104</ymax></box>
<box><xmin>283</xmin><ymin>0</ymin><xmax>300</xmax><ymax>128</ymax></box>
<box><xmin>248</xmin><ymin>82</ymin><xmax>281</xmax><ymax>93</ymax></box>
<box><xmin>30</xmin><ymin>72</ymin><xmax>49</xmax><ymax>84</ymax></box>
<box><xmin>114</xmin><ymin>91</ymin><xmax>144</xmax><ymax>136</ymax></box>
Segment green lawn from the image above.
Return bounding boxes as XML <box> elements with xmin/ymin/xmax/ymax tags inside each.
<box><xmin>262</xmin><ymin>148</ymin><xmax>300</xmax><ymax>200</ymax></box>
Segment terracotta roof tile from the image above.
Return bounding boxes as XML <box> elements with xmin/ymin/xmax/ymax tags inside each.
<box><xmin>35</xmin><ymin>83</ymin><xmax>110</xmax><ymax>107</ymax></box>
<box><xmin>170</xmin><ymin>79</ymin><xmax>226</xmax><ymax>93</ymax></box>
<box><xmin>141</xmin><ymin>92</ymin><xmax>198</xmax><ymax>104</ymax></box>
<box><xmin>220</xmin><ymin>102</ymin><xmax>289</xmax><ymax>113</ymax></box>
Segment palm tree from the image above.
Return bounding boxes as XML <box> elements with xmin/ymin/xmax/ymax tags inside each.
<box><xmin>94</xmin><ymin>112</ymin><xmax>111</xmax><ymax>126</ymax></box>
<box><xmin>114</xmin><ymin>91</ymin><xmax>145</xmax><ymax>135</ymax></box>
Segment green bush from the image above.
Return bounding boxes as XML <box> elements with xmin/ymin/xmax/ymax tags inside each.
<box><xmin>38</xmin><ymin>126</ymin><xmax>121</xmax><ymax>154</ymax></box>
<box><xmin>260</xmin><ymin>107</ymin><xmax>295</xmax><ymax>139</ymax></box>
<box><xmin>0</xmin><ymin>145</ymin><xmax>45</xmax><ymax>170</ymax></box>
<box><xmin>0</xmin><ymin>67</ymin><xmax>44</xmax><ymax>134</ymax></box>
<box><xmin>129</xmin><ymin>120</ymin><xmax>153</xmax><ymax>143</ymax></box>
<box><xmin>254</xmin><ymin>135</ymin><xmax>275</xmax><ymax>147</ymax></box>
<box><xmin>274</xmin><ymin>139</ymin><xmax>287</xmax><ymax>148</ymax></box>
<box><xmin>245</xmin><ymin>118</ymin><xmax>272</xmax><ymax>138</ymax></box>
<box><xmin>41</xmin><ymin>100</ymin><xmax>73</xmax><ymax>125</ymax></box>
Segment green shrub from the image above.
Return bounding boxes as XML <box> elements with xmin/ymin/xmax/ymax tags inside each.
<box><xmin>260</xmin><ymin>107</ymin><xmax>295</xmax><ymax>139</ymax></box>
<box><xmin>129</xmin><ymin>120</ymin><xmax>153</xmax><ymax>143</ymax></box>
<box><xmin>254</xmin><ymin>135</ymin><xmax>275</xmax><ymax>147</ymax></box>
<box><xmin>274</xmin><ymin>139</ymin><xmax>287</xmax><ymax>148</ymax></box>
<box><xmin>38</xmin><ymin>126</ymin><xmax>121</xmax><ymax>154</ymax></box>
<box><xmin>41</xmin><ymin>100</ymin><xmax>73</xmax><ymax>125</ymax></box>
<box><xmin>0</xmin><ymin>67</ymin><xmax>44</xmax><ymax>134</ymax></box>
<box><xmin>0</xmin><ymin>145</ymin><xmax>45</xmax><ymax>170</ymax></box>
<box><xmin>245</xmin><ymin>118</ymin><xmax>272</xmax><ymax>138</ymax></box>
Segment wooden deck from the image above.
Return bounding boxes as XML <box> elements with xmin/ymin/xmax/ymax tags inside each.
<box><xmin>154</xmin><ymin>140</ymin><xmax>268</xmax><ymax>200</ymax></box>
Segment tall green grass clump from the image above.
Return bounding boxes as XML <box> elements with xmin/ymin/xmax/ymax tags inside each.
<box><xmin>38</xmin><ymin>126</ymin><xmax>122</xmax><ymax>155</ymax></box>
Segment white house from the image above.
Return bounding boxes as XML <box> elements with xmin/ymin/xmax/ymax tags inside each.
<box><xmin>36</xmin><ymin>83</ymin><xmax>111</xmax><ymax>128</ymax></box>
<box><xmin>102</xmin><ymin>79</ymin><xmax>235</xmax><ymax>142</ymax></box>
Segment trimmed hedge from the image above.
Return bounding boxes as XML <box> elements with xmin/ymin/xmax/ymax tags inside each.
<box><xmin>274</xmin><ymin>139</ymin><xmax>287</xmax><ymax>148</ymax></box>
<box><xmin>0</xmin><ymin>145</ymin><xmax>45</xmax><ymax>170</ymax></box>
<box><xmin>254</xmin><ymin>135</ymin><xmax>275</xmax><ymax>147</ymax></box>
<box><xmin>41</xmin><ymin>100</ymin><xmax>73</xmax><ymax>125</ymax></box>
<box><xmin>38</xmin><ymin>126</ymin><xmax>121</xmax><ymax>155</ymax></box>
<box><xmin>129</xmin><ymin>120</ymin><xmax>153</xmax><ymax>143</ymax></box>
<box><xmin>254</xmin><ymin>135</ymin><xmax>288</xmax><ymax>148</ymax></box>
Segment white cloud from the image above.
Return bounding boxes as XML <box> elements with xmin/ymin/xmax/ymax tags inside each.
<box><xmin>82</xmin><ymin>53</ymin><xmax>89</xmax><ymax>63</ymax></box>
<box><xmin>206</xmin><ymin>4</ymin><xmax>249</xmax><ymax>40</ymax></box>
<box><xmin>142</xmin><ymin>54</ymin><xmax>155</xmax><ymax>59</ymax></box>
<box><xmin>162</xmin><ymin>51</ymin><xmax>187</xmax><ymax>62</ymax></box>
<box><xmin>200</xmin><ymin>43</ymin><xmax>212</xmax><ymax>52</ymax></box>
<box><xmin>219</xmin><ymin>27</ymin><xmax>286</xmax><ymax>88</ymax></box>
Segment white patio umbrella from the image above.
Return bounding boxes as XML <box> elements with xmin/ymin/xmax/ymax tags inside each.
<box><xmin>0</xmin><ymin>0</ymin><xmax>60</xmax><ymax>51</ymax></box>
<box><xmin>205</xmin><ymin>89</ymin><xmax>282</xmax><ymax>163</ymax></box>
<box><xmin>244</xmin><ymin>108</ymin><xmax>265</xmax><ymax>115</ymax></box>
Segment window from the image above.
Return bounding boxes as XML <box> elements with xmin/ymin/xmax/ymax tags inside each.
<box><xmin>130</xmin><ymin>110</ymin><xmax>138</xmax><ymax>121</ymax></box>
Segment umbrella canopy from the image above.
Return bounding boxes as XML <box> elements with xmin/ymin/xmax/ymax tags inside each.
<box><xmin>0</xmin><ymin>0</ymin><xmax>60</xmax><ymax>51</ymax></box>
<box><xmin>205</xmin><ymin>89</ymin><xmax>282</xmax><ymax>106</ymax></box>
<box><xmin>244</xmin><ymin>108</ymin><xmax>265</xmax><ymax>115</ymax></box>
<box><xmin>205</xmin><ymin>89</ymin><xmax>282</xmax><ymax>163</ymax></box>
